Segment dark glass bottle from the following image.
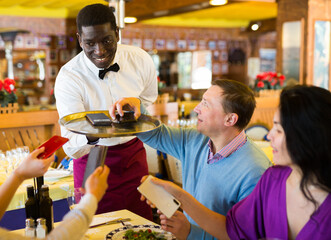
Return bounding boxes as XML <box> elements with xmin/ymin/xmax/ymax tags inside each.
<box><xmin>25</xmin><ymin>185</ymin><xmax>38</xmax><ymax>220</ymax></box>
<box><xmin>39</xmin><ymin>185</ymin><xmax>53</xmax><ymax>234</ymax></box>
<box><xmin>180</xmin><ymin>104</ymin><xmax>185</xmax><ymax>119</ymax></box>
<box><xmin>35</xmin><ymin>176</ymin><xmax>44</xmax><ymax>201</ymax></box>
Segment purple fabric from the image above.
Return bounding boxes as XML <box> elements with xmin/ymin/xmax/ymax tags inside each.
<box><xmin>226</xmin><ymin>166</ymin><xmax>331</xmax><ymax>240</ymax></box>
<box><xmin>73</xmin><ymin>138</ymin><xmax>152</xmax><ymax>220</ymax></box>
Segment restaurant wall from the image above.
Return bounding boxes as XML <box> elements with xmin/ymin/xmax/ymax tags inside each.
<box><xmin>0</xmin><ymin>15</ymin><xmax>278</xmax><ymax>103</ymax></box>
<box><xmin>0</xmin><ymin>32</ymin><xmax>77</xmax><ymax>104</ymax></box>
<box><xmin>122</xmin><ymin>24</ymin><xmax>252</xmax><ymax>85</ymax></box>
<box><xmin>276</xmin><ymin>0</ymin><xmax>331</xmax><ymax>89</ymax></box>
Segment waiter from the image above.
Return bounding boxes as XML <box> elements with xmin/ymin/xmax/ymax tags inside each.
<box><xmin>54</xmin><ymin>3</ymin><xmax>157</xmax><ymax>220</ymax></box>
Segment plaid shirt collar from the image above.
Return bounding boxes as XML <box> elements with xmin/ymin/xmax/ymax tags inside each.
<box><xmin>207</xmin><ymin>130</ymin><xmax>247</xmax><ymax>164</ymax></box>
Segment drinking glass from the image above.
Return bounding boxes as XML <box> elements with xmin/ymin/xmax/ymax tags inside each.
<box><xmin>67</xmin><ymin>188</ymin><xmax>83</xmax><ymax>210</ymax></box>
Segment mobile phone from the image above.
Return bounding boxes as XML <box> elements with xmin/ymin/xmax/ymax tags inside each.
<box><xmin>82</xmin><ymin>145</ymin><xmax>108</xmax><ymax>188</ymax></box>
<box><xmin>86</xmin><ymin>113</ymin><xmax>112</xmax><ymax>126</ymax></box>
<box><xmin>137</xmin><ymin>175</ymin><xmax>181</xmax><ymax>218</ymax></box>
<box><xmin>37</xmin><ymin>135</ymin><xmax>69</xmax><ymax>159</ymax></box>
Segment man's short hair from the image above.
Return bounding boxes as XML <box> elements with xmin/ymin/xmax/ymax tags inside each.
<box><xmin>212</xmin><ymin>79</ymin><xmax>256</xmax><ymax>130</ymax></box>
<box><xmin>76</xmin><ymin>4</ymin><xmax>117</xmax><ymax>34</ymax></box>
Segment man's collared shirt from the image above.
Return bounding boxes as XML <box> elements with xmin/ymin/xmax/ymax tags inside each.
<box><xmin>208</xmin><ymin>130</ymin><xmax>247</xmax><ymax>164</ymax></box>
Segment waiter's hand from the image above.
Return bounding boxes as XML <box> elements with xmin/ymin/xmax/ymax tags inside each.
<box><xmin>109</xmin><ymin>97</ymin><xmax>141</xmax><ymax>120</ymax></box>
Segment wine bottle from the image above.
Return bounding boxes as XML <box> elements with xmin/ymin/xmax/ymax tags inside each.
<box><xmin>25</xmin><ymin>185</ymin><xmax>38</xmax><ymax>220</ymax></box>
<box><xmin>39</xmin><ymin>185</ymin><xmax>53</xmax><ymax>234</ymax></box>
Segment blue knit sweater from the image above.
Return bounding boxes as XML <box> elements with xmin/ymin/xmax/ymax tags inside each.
<box><xmin>137</xmin><ymin>124</ymin><xmax>271</xmax><ymax>240</ymax></box>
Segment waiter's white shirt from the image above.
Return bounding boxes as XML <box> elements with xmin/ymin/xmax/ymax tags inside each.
<box><xmin>55</xmin><ymin>44</ymin><xmax>158</xmax><ymax>159</ymax></box>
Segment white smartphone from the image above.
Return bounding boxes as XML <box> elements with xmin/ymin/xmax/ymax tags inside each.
<box><xmin>137</xmin><ymin>175</ymin><xmax>181</xmax><ymax>218</ymax></box>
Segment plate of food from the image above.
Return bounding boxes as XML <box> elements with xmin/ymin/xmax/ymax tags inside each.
<box><xmin>105</xmin><ymin>224</ymin><xmax>175</xmax><ymax>240</ymax></box>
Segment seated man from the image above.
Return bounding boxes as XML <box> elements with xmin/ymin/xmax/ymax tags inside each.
<box><xmin>110</xmin><ymin>79</ymin><xmax>272</xmax><ymax>240</ymax></box>
<box><xmin>0</xmin><ymin>147</ymin><xmax>109</xmax><ymax>240</ymax></box>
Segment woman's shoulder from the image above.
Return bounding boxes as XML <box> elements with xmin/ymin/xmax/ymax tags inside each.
<box><xmin>262</xmin><ymin>165</ymin><xmax>292</xmax><ymax>181</ymax></box>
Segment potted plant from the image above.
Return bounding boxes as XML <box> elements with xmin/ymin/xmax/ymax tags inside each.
<box><xmin>0</xmin><ymin>78</ymin><xmax>18</xmax><ymax>107</ymax></box>
<box><xmin>254</xmin><ymin>72</ymin><xmax>285</xmax><ymax>92</ymax></box>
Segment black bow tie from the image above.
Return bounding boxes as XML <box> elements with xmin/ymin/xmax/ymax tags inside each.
<box><xmin>98</xmin><ymin>63</ymin><xmax>120</xmax><ymax>79</ymax></box>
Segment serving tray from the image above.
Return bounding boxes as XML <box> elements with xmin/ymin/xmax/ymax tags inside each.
<box><xmin>59</xmin><ymin>110</ymin><xmax>161</xmax><ymax>138</ymax></box>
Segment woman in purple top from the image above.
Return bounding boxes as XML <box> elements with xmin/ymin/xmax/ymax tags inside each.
<box><xmin>143</xmin><ymin>85</ymin><xmax>331</xmax><ymax>240</ymax></box>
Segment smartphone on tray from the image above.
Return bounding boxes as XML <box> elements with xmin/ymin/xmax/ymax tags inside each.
<box><xmin>37</xmin><ymin>135</ymin><xmax>69</xmax><ymax>159</ymax></box>
<box><xmin>137</xmin><ymin>175</ymin><xmax>181</xmax><ymax>218</ymax></box>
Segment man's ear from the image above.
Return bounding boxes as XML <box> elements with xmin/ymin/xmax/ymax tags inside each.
<box><xmin>115</xmin><ymin>27</ymin><xmax>120</xmax><ymax>42</ymax></box>
<box><xmin>76</xmin><ymin>33</ymin><xmax>83</xmax><ymax>48</ymax></box>
<box><xmin>224</xmin><ymin>113</ymin><xmax>238</xmax><ymax>127</ymax></box>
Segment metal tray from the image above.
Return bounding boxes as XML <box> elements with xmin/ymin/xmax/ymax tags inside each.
<box><xmin>59</xmin><ymin>111</ymin><xmax>161</xmax><ymax>138</ymax></box>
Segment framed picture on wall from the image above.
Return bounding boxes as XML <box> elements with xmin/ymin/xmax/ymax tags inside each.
<box><xmin>218</xmin><ymin>40</ymin><xmax>227</xmax><ymax>50</ymax></box>
<box><xmin>39</xmin><ymin>36</ymin><xmax>51</xmax><ymax>47</ymax></box>
<box><xmin>14</xmin><ymin>35</ymin><xmax>24</xmax><ymax>48</ymax></box>
<box><xmin>132</xmin><ymin>38</ymin><xmax>142</xmax><ymax>48</ymax></box>
<box><xmin>259</xmin><ymin>48</ymin><xmax>276</xmax><ymax>72</ymax></box>
<box><xmin>220</xmin><ymin>50</ymin><xmax>228</xmax><ymax>62</ymax></box>
<box><xmin>188</xmin><ymin>40</ymin><xmax>197</xmax><ymax>50</ymax></box>
<box><xmin>25</xmin><ymin>36</ymin><xmax>39</xmax><ymax>48</ymax></box>
<box><xmin>121</xmin><ymin>38</ymin><xmax>131</xmax><ymax>45</ymax></box>
<box><xmin>155</xmin><ymin>39</ymin><xmax>165</xmax><ymax>50</ymax></box>
<box><xmin>208</xmin><ymin>40</ymin><xmax>216</xmax><ymax>50</ymax></box>
<box><xmin>166</xmin><ymin>39</ymin><xmax>176</xmax><ymax>50</ymax></box>
<box><xmin>48</xmin><ymin>65</ymin><xmax>58</xmax><ymax>78</ymax></box>
<box><xmin>199</xmin><ymin>40</ymin><xmax>207</xmax><ymax>50</ymax></box>
<box><xmin>48</xmin><ymin>50</ymin><xmax>58</xmax><ymax>63</ymax></box>
<box><xmin>213</xmin><ymin>51</ymin><xmax>220</xmax><ymax>61</ymax></box>
<box><xmin>60</xmin><ymin>50</ymin><xmax>71</xmax><ymax>63</ymax></box>
<box><xmin>221</xmin><ymin>63</ymin><xmax>229</xmax><ymax>74</ymax></box>
<box><xmin>177</xmin><ymin>40</ymin><xmax>187</xmax><ymax>50</ymax></box>
<box><xmin>212</xmin><ymin>62</ymin><xmax>221</xmax><ymax>75</ymax></box>
<box><xmin>57</xmin><ymin>36</ymin><xmax>67</xmax><ymax>49</ymax></box>
<box><xmin>143</xmin><ymin>38</ymin><xmax>153</xmax><ymax>50</ymax></box>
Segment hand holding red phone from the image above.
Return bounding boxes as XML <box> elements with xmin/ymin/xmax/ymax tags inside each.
<box><xmin>37</xmin><ymin>135</ymin><xmax>69</xmax><ymax>159</ymax></box>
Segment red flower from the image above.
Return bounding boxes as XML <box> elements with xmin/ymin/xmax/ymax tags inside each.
<box><xmin>3</xmin><ymin>78</ymin><xmax>16</xmax><ymax>94</ymax></box>
<box><xmin>255</xmin><ymin>72</ymin><xmax>286</xmax><ymax>91</ymax></box>
<box><xmin>256</xmin><ymin>74</ymin><xmax>263</xmax><ymax>80</ymax></box>
<box><xmin>0</xmin><ymin>80</ymin><xmax>3</xmax><ymax>91</ymax></box>
<box><xmin>270</xmin><ymin>78</ymin><xmax>277</xmax><ymax>86</ymax></box>
<box><xmin>257</xmin><ymin>81</ymin><xmax>265</xmax><ymax>88</ymax></box>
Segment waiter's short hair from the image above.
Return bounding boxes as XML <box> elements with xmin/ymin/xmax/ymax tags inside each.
<box><xmin>77</xmin><ymin>3</ymin><xmax>117</xmax><ymax>34</ymax></box>
<box><xmin>212</xmin><ymin>79</ymin><xmax>256</xmax><ymax>131</ymax></box>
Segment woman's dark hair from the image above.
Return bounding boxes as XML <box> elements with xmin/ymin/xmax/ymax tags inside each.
<box><xmin>280</xmin><ymin>85</ymin><xmax>331</xmax><ymax>207</ymax></box>
<box><xmin>76</xmin><ymin>4</ymin><xmax>117</xmax><ymax>34</ymax></box>
<box><xmin>212</xmin><ymin>79</ymin><xmax>256</xmax><ymax>131</ymax></box>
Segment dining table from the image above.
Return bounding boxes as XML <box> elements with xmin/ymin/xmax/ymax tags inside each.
<box><xmin>0</xmin><ymin>169</ymin><xmax>74</xmax><ymax>230</ymax></box>
<box><xmin>12</xmin><ymin>209</ymin><xmax>162</xmax><ymax>240</ymax></box>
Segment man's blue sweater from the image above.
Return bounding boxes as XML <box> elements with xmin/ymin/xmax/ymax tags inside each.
<box><xmin>137</xmin><ymin>124</ymin><xmax>271</xmax><ymax>240</ymax></box>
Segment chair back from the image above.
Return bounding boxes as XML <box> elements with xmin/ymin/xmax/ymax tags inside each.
<box><xmin>146</xmin><ymin>102</ymin><xmax>179</xmax><ymax>124</ymax></box>
<box><xmin>249</xmin><ymin>96</ymin><xmax>279</xmax><ymax>129</ymax></box>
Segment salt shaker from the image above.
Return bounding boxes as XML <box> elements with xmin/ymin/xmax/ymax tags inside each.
<box><xmin>25</xmin><ymin>218</ymin><xmax>35</xmax><ymax>237</ymax></box>
<box><xmin>36</xmin><ymin>218</ymin><xmax>47</xmax><ymax>239</ymax></box>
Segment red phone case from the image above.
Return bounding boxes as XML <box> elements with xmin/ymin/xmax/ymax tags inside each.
<box><xmin>37</xmin><ymin>135</ymin><xmax>69</xmax><ymax>159</ymax></box>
